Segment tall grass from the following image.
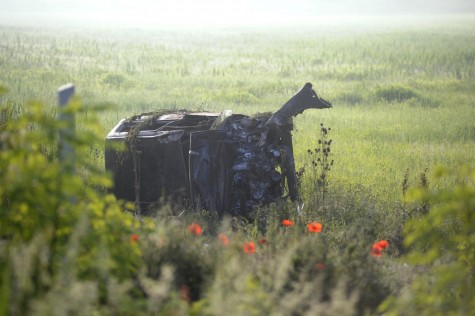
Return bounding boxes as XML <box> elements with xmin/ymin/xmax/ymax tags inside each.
<box><xmin>1</xmin><ymin>19</ymin><xmax>474</xmax><ymax>203</ymax></box>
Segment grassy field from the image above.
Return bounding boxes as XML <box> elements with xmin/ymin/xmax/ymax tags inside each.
<box><xmin>1</xmin><ymin>17</ymin><xmax>473</xmax><ymax>202</ymax></box>
<box><xmin>1</xmin><ymin>16</ymin><xmax>475</xmax><ymax>315</ymax></box>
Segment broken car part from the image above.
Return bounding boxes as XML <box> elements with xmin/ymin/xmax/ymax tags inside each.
<box><xmin>105</xmin><ymin>83</ymin><xmax>332</xmax><ymax>217</ymax></box>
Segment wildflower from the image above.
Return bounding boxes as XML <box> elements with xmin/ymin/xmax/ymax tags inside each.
<box><xmin>180</xmin><ymin>284</ymin><xmax>190</xmax><ymax>302</ymax></box>
<box><xmin>371</xmin><ymin>240</ymin><xmax>390</xmax><ymax>257</ymax></box>
<box><xmin>188</xmin><ymin>223</ymin><xmax>202</xmax><ymax>236</ymax></box>
<box><xmin>371</xmin><ymin>243</ymin><xmax>383</xmax><ymax>257</ymax></box>
<box><xmin>130</xmin><ymin>234</ymin><xmax>139</xmax><ymax>243</ymax></box>
<box><xmin>243</xmin><ymin>242</ymin><xmax>255</xmax><ymax>254</ymax></box>
<box><xmin>218</xmin><ymin>233</ymin><xmax>229</xmax><ymax>246</ymax></box>
<box><xmin>259</xmin><ymin>238</ymin><xmax>267</xmax><ymax>244</ymax></box>
<box><xmin>282</xmin><ymin>219</ymin><xmax>294</xmax><ymax>227</ymax></box>
<box><xmin>315</xmin><ymin>263</ymin><xmax>326</xmax><ymax>271</ymax></box>
<box><xmin>377</xmin><ymin>240</ymin><xmax>389</xmax><ymax>249</ymax></box>
<box><xmin>307</xmin><ymin>222</ymin><xmax>323</xmax><ymax>233</ymax></box>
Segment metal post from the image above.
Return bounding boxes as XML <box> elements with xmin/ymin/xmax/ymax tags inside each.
<box><xmin>58</xmin><ymin>83</ymin><xmax>75</xmax><ymax>171</ymax></box>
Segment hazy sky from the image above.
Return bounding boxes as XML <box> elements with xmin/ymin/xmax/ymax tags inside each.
<box><xmin>1</xmin><ymin>0</ymin><xmax>474</xmax><ymax>26</ymax></box>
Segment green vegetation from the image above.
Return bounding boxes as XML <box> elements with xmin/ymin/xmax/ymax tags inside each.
<box><xmin>1</xmin><ymin>17</ymin><xmax>474</xmax><ymax>315</ymax></box>
<box><xmin>380</xmin><ymin>166</ymin><xmax>475</xmax><ymax>315</ymax></box>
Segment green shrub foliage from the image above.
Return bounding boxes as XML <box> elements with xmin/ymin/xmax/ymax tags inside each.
<box><xmin>374</xmin><ymin>85</ymin><xmax>418</xmax><ymax>103</ymax></box>
<box><xmin>0</xmin><ymin>95</ymin><xmax>148</xmax><ymax>315</ymax></box>
<box><xmin>381</xmin><ymin>166</ymin><xmax>475</xmax><ymax>315</ymax></box>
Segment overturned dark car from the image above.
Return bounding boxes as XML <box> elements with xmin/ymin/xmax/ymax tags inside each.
<box><xmin>105</xmin><ymin>83</ymin><xmax>331</xmax><ymax>217</ymax></box>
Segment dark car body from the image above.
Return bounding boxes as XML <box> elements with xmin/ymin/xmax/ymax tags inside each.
<box><xmin>105</xmin><ymin>83</ymin><xmax>331</xmax><ymax>217</ymax></box>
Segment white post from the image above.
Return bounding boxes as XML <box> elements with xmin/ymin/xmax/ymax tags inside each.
<box><xmin>58</xmin><ymin>83</ymin><xmax>75</xmax><ymax>171</ymax></box>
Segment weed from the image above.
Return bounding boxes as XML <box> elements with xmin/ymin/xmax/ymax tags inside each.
<box><xmin>303</xmin><ymin>123</ymin><xmax>334</xmax><ymax>212</ymax></box>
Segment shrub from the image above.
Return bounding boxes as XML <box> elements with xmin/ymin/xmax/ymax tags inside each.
<box><xmin>337</xmin><ymin>92</ymin><xmax>364</xmax><ymax>106</ymax></box>
<box><xmin>380</xmin><ymin>166</ymin><xmax>475</xmax><ymax>315</ymax></box>
<box><xmin>375</xmin><ymin>85</ymin><xmax>418</xmax><ymax>103</ymax></box>
<box><xmin>0</xmin><ymin>93</ymin><xmax>152</xmax><ymax>314</ymax></box>
<box><xmin>101</xmin><ymin>73</ymin><xmax>136</xmax><ymax>89</ymax></box>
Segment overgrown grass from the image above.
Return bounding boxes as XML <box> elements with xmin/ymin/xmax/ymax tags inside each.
<box><xmin>1</xmin><ymin>19</ymin><xmax>473</xmax><ymax>201</ymax></box>
<box><xmin>1</xmin><ymin>16</ymin><xmax>475</xmax><ymax>315</ymax></box>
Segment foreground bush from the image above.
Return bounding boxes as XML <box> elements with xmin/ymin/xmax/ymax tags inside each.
<box><xmin>380</xmin><ymin>166</ymin><xmax>475</xmax><ymax>315</ymax></box>
<box><xmin>0</xmin><ymin>94</ymin><xmax>152</xmax><ymax>315</ymax></box>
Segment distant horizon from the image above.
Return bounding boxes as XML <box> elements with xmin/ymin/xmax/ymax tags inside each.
<box><xmin>1</xmin><ymin>0</ymin><xmax>475</xmax><ymax>28</ymax></box>
<box><xmin>1</xmin><ymin>12</ymin><xmax>475</xmax><ymax>30</ymax></box>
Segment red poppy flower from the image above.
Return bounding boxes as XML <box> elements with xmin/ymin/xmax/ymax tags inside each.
<box><xmin>130</xmin><ymin>234</ymin><xmax>139</xmax><ymax>243</ymax></box>
<box><xmin>218</xmin><ymin>233</ymin><xmax>229</xmax><ymax>246</ymax></box>
<box><xmin>180</xmin><ymin>284</ymin><xmax>190</xmax><ymax>302</ymax></box>
<box><xmin>371</xmin><ymin>243</ymin><xmax>383</xmax><ymax>257</ymax></box>
<box><xmin>307</xmin><ymin>222</ymin><xmax>323</xmax><ymax>233</ymax></box>
<box><xmin>315</xmin><ymin>262</ymin><xmax>326</xmax><ymax>271</ymax></box>
<box><xmin>377</xmin><ymin>240</ymin><xmax>389</xmax><ymax>249</ymax></box>
<box><xmin>259</xmin><ymin>238</ymin><xmax>267</xmax><ymax>244</ymax></box>
<box><xmin>243</xmin><ymin>242</ymin><xmax>255</xmax><ymax>254</ymax></box>
<box><xmin>188</xmin><ymin>223</ymin><xmax>202</xmax><ymax>236</ymax></box>
<box><xmin>282</xmin><ymin>219</ymin><xmax>294</xmax><ymax>227</ymax></box>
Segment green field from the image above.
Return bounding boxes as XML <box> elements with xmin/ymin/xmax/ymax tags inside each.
<box><xmin>1</xmin><ymin>16</ymin><xmax>475</xmax><ymax>315</ymax></box>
